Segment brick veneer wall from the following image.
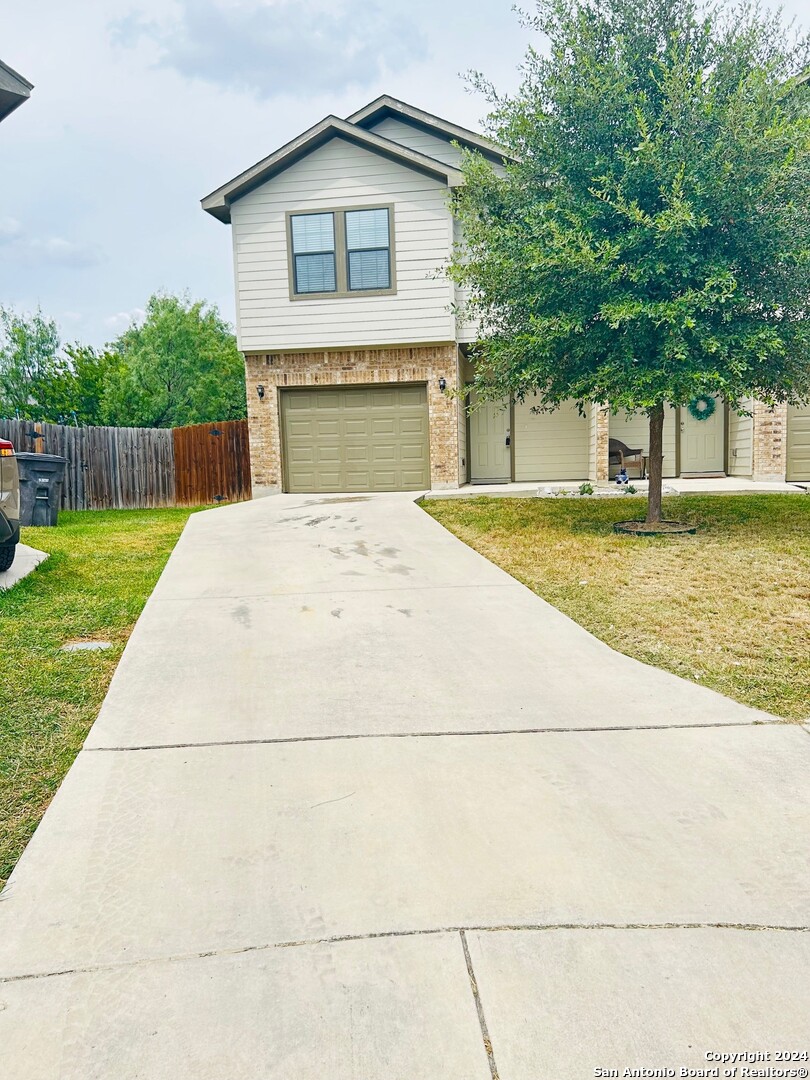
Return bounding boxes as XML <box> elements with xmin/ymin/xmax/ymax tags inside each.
<box><xmin>751</xmin><ymin>400</ymin><xmax>788</xmax><ymax>482</ymax></box>
<box><xmin>590</xmin><ymin>405</ymin><xmax>610</xmax><ymax>483</ymax></box>
<box><xmin>244</xmin><ymin>344</ymin><xmax>461</xmax><ymax>494</ymax></box>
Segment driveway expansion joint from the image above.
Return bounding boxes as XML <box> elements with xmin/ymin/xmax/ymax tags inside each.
<box><xmin>84</xmin><ymin>719</ymin><xmax>781</xmax><ymax>753</ymax></box>
<box><xmin>460</xmin><ymin>930</ymin><xmax>501</xmax><ymax>1080</ymax></box>
<box><xmin>3</xmin><ymin>922</ymin><xmax>808</xmax><ymax>986</ymax></box>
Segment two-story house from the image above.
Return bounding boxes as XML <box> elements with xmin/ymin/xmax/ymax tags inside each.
<box><xmin>203</xmin><ymin>95</ymin><xmax>810</xmax><ymax>494</ymax></box>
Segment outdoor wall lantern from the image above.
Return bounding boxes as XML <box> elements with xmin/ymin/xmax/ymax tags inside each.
<box><xmin>438</xmin><ymin>377</ymin><xmax>447</xmax><ymax>392</ymax></box>
<box><xmin>257</xmin><ymin>384</ymin><xmax>265</xmax><ymax>400</ymax></box>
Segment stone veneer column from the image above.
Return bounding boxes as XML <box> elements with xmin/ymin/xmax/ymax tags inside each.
<box><xmin>590</xmin><ymin>404</ymin><xmax>610</xmax><ymax>483</ymax></box>
<box><xmin>751</xmin><ymin>400</ymin><xmax>788</xmax><ymax>482</ymax></box>
<box><xmin>243</xmin><ymin>345</ymin><xmax>461</xmax><ymax>495</ymax></box>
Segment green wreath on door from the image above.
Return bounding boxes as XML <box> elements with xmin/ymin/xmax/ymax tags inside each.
<box><xmin>686</xmin><ymin>395</ymin><xmax>716</xmax><ymax>421</ymax></box>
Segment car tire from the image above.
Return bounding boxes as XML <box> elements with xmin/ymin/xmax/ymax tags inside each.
<box><xmin>0</xmin><ymin>543</ymin><xmax>16</xmax><ymax>572</ymax></box>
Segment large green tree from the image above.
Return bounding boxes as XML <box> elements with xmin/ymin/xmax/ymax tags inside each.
<box><xmin>103</xmin><ymin>293</ymin><xmax>246</xmax><ymax>428</ymax></box>
<box><xmin>451</xmin><ymin>0</ymin><xmax>810</xmax><ymax>523</ymax></box>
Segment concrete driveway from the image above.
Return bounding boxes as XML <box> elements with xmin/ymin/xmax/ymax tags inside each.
<box><xmin>1</xmin><ymin>493</ymin><xmax>808</xmax><ymax>1078</ymax></box>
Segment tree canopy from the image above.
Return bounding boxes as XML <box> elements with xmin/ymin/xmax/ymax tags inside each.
<box><xmin>0</xmin><ymin>293</ymin><xmax>247</xmax><ymax>429</ymax></box>
<box><xmin>451</xmin><ymin>0</ymin><xmax>810</xmax><ymax>521</ymax></box>
<box><xmin>104</xmin><ymin>293</ymin><xmax>246</xmax><ymax>428</ymax></box>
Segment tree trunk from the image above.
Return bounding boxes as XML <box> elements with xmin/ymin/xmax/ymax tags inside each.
<box><xmin>646</xmin><ymin>403</ymin><xmax>665</xmax><ymax>525</ymax></box>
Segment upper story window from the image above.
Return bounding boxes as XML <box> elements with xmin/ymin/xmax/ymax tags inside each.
<box><xmin>345</xmin><ymin>208</ymin><xmax>390</xmax><ymax>291</ymax></box>
<box><xmin>291</xmin><ymin>212</ymin><xmax>337</xmax><ymax>294</ymax></box>
<box><xmin>287</xmin><ymin>206</ymin><xmax>395</xmax><ymax>299</ymax></box>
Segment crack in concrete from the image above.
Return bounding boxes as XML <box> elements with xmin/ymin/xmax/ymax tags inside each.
<box><xmin>2</xmin><ymin>921</ymin><xmax>807</xmax><ymax>986</ymax></box>
<box><xmin>460</xmin><ymin>930</ymin><xmax>500</xmax><ymax>1080</ymax></box>
<box><xmin>85</xmin><ymin>719</ymin><xmax>782</xmax><ymax>753</ymax></box>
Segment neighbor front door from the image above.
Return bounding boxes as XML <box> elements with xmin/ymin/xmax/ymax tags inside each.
<box><xmin>469</xmin><ymin>391</ymin><xmax>511</xmax><ymax>482</ymax></box>
<box><xmin>680</xmin><ymin>397</ymin><xmax>725</xmax><ymax>474</ymax></box>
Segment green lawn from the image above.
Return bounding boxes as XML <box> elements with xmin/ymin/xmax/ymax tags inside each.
<box><xmin>423</xmin><ymin>494</ymin><xmax>810</xmax><ymax>722</ymax></box>
<box><xmin>0</xmin><ymin>509</ymin><xmax>197</xmax><ymax>888</ymax></box>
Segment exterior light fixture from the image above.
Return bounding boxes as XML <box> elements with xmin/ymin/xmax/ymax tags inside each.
<box><xmin>438</xmin><ymin>377</ymin><xmax>447</xmax><ymax>392</ymax></box>
<box><xmin>257</xmin><ymin>384</ymin><xmax>265</xmax><ymax>400</ymax></box>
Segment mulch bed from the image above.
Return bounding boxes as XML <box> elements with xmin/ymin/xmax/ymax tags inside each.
<box><xmin>614</xmin><ymin>519</ymin><xmax>698</xmax><ymax>536</ymax></box>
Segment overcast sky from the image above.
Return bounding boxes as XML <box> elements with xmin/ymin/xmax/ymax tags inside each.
<box><xmin>1</xmin><ymin>0</ymin><xmax>806</xmax><ymax>348</ymax></box>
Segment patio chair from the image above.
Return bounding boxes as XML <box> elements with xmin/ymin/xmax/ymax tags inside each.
<box><xmin>609</xmin><ymin>438</ymin><xmax>646</xmax><ymax>479</ymax></box>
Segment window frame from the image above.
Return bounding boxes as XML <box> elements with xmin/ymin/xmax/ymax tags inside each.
<box><xmin>289</xmin><ymin>211</ymin><xmax>338</xmax><ymax>297</ymax></box>
<box><xmin>286</xmin><ymin>204</ymin><xmax>396</xmax><ymax>301</ymax></box>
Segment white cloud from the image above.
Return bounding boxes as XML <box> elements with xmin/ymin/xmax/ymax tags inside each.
<box><xmin>0</xmin><ymin>217</ymin><xmax>23</xmax><ymax>244</ymax></box>
<box><xmin>0</xmin><ymin>220</ymin><xmax>104</xmax><ymax>268</ymax></box>
<box><xmin>104</xmin><ymin>308</ymin><xmax>147</xmax><ymax>330</ymax></box>
<box><xmin>112</xmin><ymin>0</ymin><xmax>429</xmax><ymax>99</ymax></box>
<box><xmin>25</xmin><ymin>236</ymin><xmax>105</xmax><ymax>268</ymax></box>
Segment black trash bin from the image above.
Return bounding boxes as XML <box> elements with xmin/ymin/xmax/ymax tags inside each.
<box><xmin>16</xmin><ymin>453</ymin><xmax>67</xmax><ymax>527</ymax></box>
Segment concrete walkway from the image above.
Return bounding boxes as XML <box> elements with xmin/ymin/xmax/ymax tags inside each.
<box><xmin>1</xmin><ymin>493</ymin><xmax>808</xmax><ymax>1078</ymax></box>
<box><xmin>0</xmin><ymin>543</ymin><xmax>47</xmax><ymax>590</ymax></box>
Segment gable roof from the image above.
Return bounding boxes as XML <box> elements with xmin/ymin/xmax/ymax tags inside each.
<box><xmin>346</xmin><ymin>94</ymin><xmax>513</xmax><ymax>165</ymax></box>
<box><xmin>201</xmin><ymin>114</ymin><xmax>464</xmax><ymax>224</ymax></box>
<box><xmin>0</xmin><ymin>59</ymin><xmax>33</xmax><ymax>124</ymax></box>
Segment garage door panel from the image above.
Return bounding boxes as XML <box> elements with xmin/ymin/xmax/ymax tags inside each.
<box><xmin>396</xmin><ymin>387</ymin><xmax>426</xmax><ymax>406</ymax></box>
<box><xmin>345</xmin><ymin>445</ymin><xmax>371</xmax><ymax>463</ymax></box>
<box><xmin>400</xmin><ymin>469</ymin><xmax>429</xmax><ymax>486</ymax></box>
<box><xmin>787</xmin><ymin>405</ymin><xmax>810</xmax><ymax>481</ymax></box>
<box><xmin>371</xmin><ymin>470</ymin><xmax>398</xmax><ymax>488</ymax></box>
<box><xmin>399</xmin><ymin>417</ymin><xmax>425</xmax><ymax>434</ymax></box>
<box><xmin>288</xmin><ymin>447</ymin><xmax>315</xmax><ymax>465</ymax></box>
<box><xmin>281</xmin><ymin>384</ymin><xmax>430</xmax><ymax>493</ymax></box>
<box><xmin>344</xmin><ymin>419</ymin><xmax>371</xmax><ymax>437</ymax></box>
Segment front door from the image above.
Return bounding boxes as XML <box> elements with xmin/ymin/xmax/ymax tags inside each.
<box><xmin>680</xmin><ymin>397</ymin><xmax>725</xmax><ymax>474</ymax></box>
<box><xmin>469</xmin><ymin>392</ymin><xmax>510</xmax><ymax>482</ymax></box>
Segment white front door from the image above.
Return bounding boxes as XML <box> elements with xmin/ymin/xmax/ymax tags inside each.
<box><xmin>469</xmin><ymin>392</ymin><xmax>511</xmax><ymax>482</ymax></box>
<box><xmin>680</xmin><ymin>397</ymin><xmax>725</xmax><ymax>474</ymax></box>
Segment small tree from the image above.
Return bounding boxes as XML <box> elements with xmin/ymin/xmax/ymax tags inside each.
<box><xmin>0</xmin><ymin>307</ymin><xmax>61</xmax><ymax>419</ymax></box>
<box><xmin>451</xmin><ymin>0</ymin><xmax>810</xmax><ymax>523</ymax></box>
<box><xmin>103</xmin><ymin>292</ymin><xmax>246</xmax><ymax>428</ymax></box>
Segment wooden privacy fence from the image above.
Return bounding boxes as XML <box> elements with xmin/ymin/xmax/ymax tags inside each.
<box><xmin>0</xmin><ymin>418</ymin><xmax>251</xmax><ymax>510</ymax></box>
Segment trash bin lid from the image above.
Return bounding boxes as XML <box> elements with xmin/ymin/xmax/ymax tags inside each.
<box><xmin>14</xmin><ymin>452</ymin><xmax>68</xmax><ymax>464</ymax></box>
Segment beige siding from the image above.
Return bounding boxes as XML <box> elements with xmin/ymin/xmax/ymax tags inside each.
<box><xmin>368</xmin><ymin>117</ymin><xmax>505</xmax><ymax>345</ymax></box>
<box><xmin>609</xmin><ymin>407</ymin><xmax>677</xmax><ymax>477</ymax></box>
<box><xmin>728</xmin><ymin>401</ymin><xmax>753</xmax><ymax>477</ymax></box>
<box><xmin>787</xmin><ymin>403</ymin><xmax>810</xmax><ymax>481</ymax></box>
<box><xmin>231</xmin><ymin>136</ymin><xmax>455</xmax><ymax>352</ymax></box>
<box><xmin>453</xmin><ymin>218</ymin><xmax>480</xmax><ymax>344</ymax></box>
<box><xmin>368</xmin><ymin>117</ymin><xmax>467</xmax><ymax>169</ymax></box>
<box><xmin>514</xmin><ymin>398</ymin><xmax>590</xmax><ymax>481</ymax></box>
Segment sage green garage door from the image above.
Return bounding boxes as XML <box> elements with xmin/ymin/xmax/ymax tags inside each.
<box><xmin>787</xmin><ymin>404</ymin><xmax>810</xmax><ymax>482</ymax></box>
<box><xmin>281</xmin><ymin>384</ymin><xmax>431</xmax><ymax>493</ymax></box>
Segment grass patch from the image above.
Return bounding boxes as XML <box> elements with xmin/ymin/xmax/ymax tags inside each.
<box><xmin>0</xmin><ymin>508</ymin><xmax>198</xmax><ymax>888</ymax></box>
<box><xmin>423</xmin><ymin>494</ymin><xmax>810</xmax><ymax>722</ymax></box>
